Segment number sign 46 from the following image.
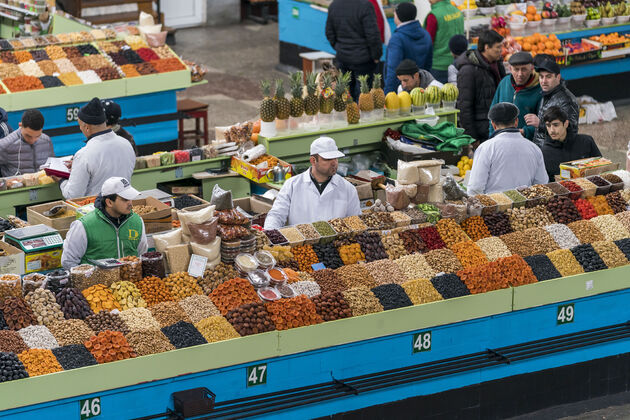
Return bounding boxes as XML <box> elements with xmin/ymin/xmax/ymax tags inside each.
<box><xmin>80</xmin><ymin>397</ymin><xmax>101</xmax><ymax>419</ymax></box>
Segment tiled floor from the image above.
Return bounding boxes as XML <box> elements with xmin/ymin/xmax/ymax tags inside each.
<box><xmin>170</xmin><ymin>22</ymin><xmax>629</xmax><ymax>168</ymax></box>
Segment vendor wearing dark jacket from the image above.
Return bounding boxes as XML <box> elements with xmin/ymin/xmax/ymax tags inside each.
<box><xmin>61</xmin><ymin>177</ymin><xmax>148</xmax><ymax>269</ymax></box>
<box><xmin>456</xmin><ymin>30</ymin><xmax>505</xmax><ymax>143</ymax></box>
<box><xmin>326</xmin><ymin>0</ymin><xmax>382</xmax><ymax>101</ymax></box>
<box><xmin>102</xmin><ymin>99</ymin><xmax>137</xmax><ymax>155</ymax></box>
<box><xmin>0</xmin><ymin>109</ymin><xmax>54</xmax><ymax>177</ymax></box>
<box><xmin>384</xmin><ymin>3</ymin><xmax>433</xmax><ymax>94</ymax></box>
<box><xmin>541</xmin><ymin>106</ymin><xmax>600</xmax><ymax>181</ymax></box>
<box><xmin>525</xmin><ymin>59</ymin><xmax>579</xmax><ymax>148</ymax></box>
<box><xmin>489</xmin><ymin>52</ymin><xmax>542</xmax><ymax>140</ymax></box>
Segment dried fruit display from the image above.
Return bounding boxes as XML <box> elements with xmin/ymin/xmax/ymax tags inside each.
<box><xmin>85</xmin><ymin>331</ymin><xmax>136</xmax><ymax>363</ymax></box>
<box><xmin>209</xmin><ymin>278</ymin><xmax>261</xmax><ymax>315</ymax></box>
<box><xmin>265</xmin><ymin>295</ymin><xmax>323</xmax><ymax>330</ymax></box>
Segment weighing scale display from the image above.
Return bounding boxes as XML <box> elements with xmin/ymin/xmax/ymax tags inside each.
<box><xmin>6</xmin><ymin>224</ymin><xmax>57</xmax><ymax>240</ymax></box>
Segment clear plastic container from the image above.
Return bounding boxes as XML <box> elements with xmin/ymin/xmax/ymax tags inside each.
<box><xmin>545</xmin><ymin>182</ymin><xmax>570</xmax><ymax>198</ymax></box>
<box><xmin>276</xmin><ymin>283</ymin><xmax>296</xmax><ymax>299</ymax></box>
<box><xmin>586</xmin><ymin>175</ymin><xmax>612</xmax><ymax>195</ymax></box>
<box><xmin>254</xmin><ymin>250</ymin><xmax>276</xmax><ymax>270</ymax></box>
<box><xmin>266</xmin><ymin>267</ymin><xmax>287</xmax><ymax>286</ymax></box>
<box><xmin>235</xmin><ymin>253</ymin><xmax>259</xmax><ymax>274</ymax></box>
<box><xmin>22</xmin><ymin>273</ymin><xmax>46</xmax><ymax>296</ymax></box>
<box><xmin>558</xmin><ymin>180</ymin><xmax>584</xmax><ymax>200</ymax></box>
<box><xmin>140</xmin><ymin>252</ymin><xmax>166</xmax><ymax>279</ymax></box>
<box><xmin>247</xmin><ymin>269</ymin><xmax>270</xmax><ymax>288</ymax></box>
<box><xmin>257</xmin><ymin>286</ymin><xmax>280</xmax><ymax>301</ymax></box>
<box><xmin>0</xmin><ymin>274</ymin><xmax>21</xmax><ymax>299</ymax></box>
<box><xmin>47</xmin><ymin>268</ymin><xmax>71</xmax><ymax>294</ymax></box>
<box><xmin>517</xmin><ymin>187</ymin><xmax>545</xmax><ymax>208</ymax></box>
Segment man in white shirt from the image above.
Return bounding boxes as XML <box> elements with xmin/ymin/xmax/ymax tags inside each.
<box><xmin>53</xmin><ymin>97</ymin><xmax>136</xmax><ymax>199</ymax></box>
<box><xmin>467</xmin><ymin>102</ymin><xmax>548</xmax><ymax>195</ymax></box>
<box><xmin>264</xmin><ymin>137</ymin><xmax>362</xmax><ymax>229</ymax></box>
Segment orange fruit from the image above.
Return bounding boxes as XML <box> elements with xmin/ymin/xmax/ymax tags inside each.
<box><xmin>522</xmin><ymin>42</ymin><xmax>532</xmax><ymax>51</ymax></box>
<box><xmin>526</xmin><ymin>13</ymin><xmax>535</xmax><ymax>21</ymax></box>
<box><xmin>527</xmin><ymin>5</ymin><xmax>537</xmax><ymax>14</ymax></box>
<box><xmin>545</xmin><ymin>41</ymin><xmax>554</xmax><ymax>49</ymax></box>
<box><xmin>534</xmin><ymin>14</ymin><xmax>542</xmax><ymax>21</ymax></box>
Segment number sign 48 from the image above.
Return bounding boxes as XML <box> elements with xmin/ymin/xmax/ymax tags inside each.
<box><xmin>412</xmin><ymin>331</ymin><xmax>432</xmax><ymax>353</ymax></box>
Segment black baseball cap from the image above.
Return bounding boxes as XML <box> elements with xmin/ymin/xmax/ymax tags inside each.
<box><xmin>535</xmin><ymin>59</ymin><xmax>561</xmax><ymax>75</ymax></box>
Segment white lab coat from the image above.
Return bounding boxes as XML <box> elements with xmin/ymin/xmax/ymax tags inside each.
<box><xmin>263</xmin><ymin>170</ymin><xmax>362</xmax><ymax>230</ymax></box>
<box><xmin>60</xmin><ymin>130</ymin><xmax>135</xmax><ymax>199</ymax></box>
<box><xmin>467</xmin><ymin>128</ymin><xmax>549</xmax><ymax>195</ymax></box>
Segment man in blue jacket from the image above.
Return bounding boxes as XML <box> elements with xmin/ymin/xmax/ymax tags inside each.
<box><xmin>489</xmin><ymin>52</ymin><xmax>542</xmax><ymax>141</ymax></box>
<box><xmin>384</xmin><ymin>2</ymin><xmax>433</xmax><ymax>94</ymax></box>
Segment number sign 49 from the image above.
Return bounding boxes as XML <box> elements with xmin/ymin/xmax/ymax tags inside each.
<box><xmin>412</xmin><ymin>331</ymin><xmax>432</xmax><ymax>353</ymax></box>
<box><xmin>557</xmin><ymin>303</ymin><xmax>575</xmax><ymax>325</ymax></box>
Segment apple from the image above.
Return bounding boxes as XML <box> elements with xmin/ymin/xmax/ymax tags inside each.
<box><xmin>551</xmin><ymin>10</ymin><xmax>559</xmax><ymax>17</ymax></box>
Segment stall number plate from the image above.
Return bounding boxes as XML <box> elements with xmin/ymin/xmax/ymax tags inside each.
<box><xmin>66</xmin><ymin>106</ymin><xmax>80</xmax><ymax>123</ymax></box>
<box><xmin>557</xmin><ymin>303</ymin><xmax>575</xmax><ymax>325</ymax></box>
<box><xmin>79</xmin><ymin>397</ymin><xmax>101</xmax><ymax>419</ymax></box>
<box><xmin>247</xmin><ymin>363</ymin><xmax>267</xmax><ymax>387</ymax></box>
<box><xmin>412</xmin><ymin>331</ymin><xmax>432</xmax><ymax>353</ymax></box>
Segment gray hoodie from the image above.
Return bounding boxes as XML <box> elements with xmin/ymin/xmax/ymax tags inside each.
<box><xmin>0</xmin><ymin>128</ymin><xmax>54</xmax><ymax>177</ymax></box>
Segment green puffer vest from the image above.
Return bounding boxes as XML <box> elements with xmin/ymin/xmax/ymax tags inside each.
<box><xmin>79</xmin><ymin>208</ymin><xmax>143</xmax><ymax>264</ymax></box>
<box><xmin>426</xmin><ymin>1</ymin><xmax>465</xmax><ymax>71</ymax></box>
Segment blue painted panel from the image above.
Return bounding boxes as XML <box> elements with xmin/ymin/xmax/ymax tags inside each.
<box><xmin>3</xmin><ymin>288</ymin><xmax>630</xmax><ymax>419</ymax></box>
<box><xmin>5</xmin><ymin>90</ymin><xmax>178</xmax><ymax>156</ymax></box>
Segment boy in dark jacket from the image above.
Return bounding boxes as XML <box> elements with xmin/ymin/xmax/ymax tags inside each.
<box><xmin>326</xmin><ymin>0</ymin><xmax>383</xmax><ymax>101</ymax></box>
<box><xmin>456</xmin><ymin>30</ymin><xmax>505</xmax><ymax>143</ymax></box>
<box><xmin>0</xmin><ymin>107</ymin><xmax>12</xmax><ymax>139</ymax></box>
<box><xmin>489</xmin><ymin>52</ymin><xmax>542</xmax><ymax>140</ymax></box>
<box><xmin>384</xmin><ymin>3</ymin><xmax>433</xmax><ymax>94</ymax></box>
<box><xmin>541</xmin><ymin>106</ymin><xmax>600</xmax><ymax>181</ymax></box>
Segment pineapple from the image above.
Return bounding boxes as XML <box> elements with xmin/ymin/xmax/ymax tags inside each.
<box><xmin>358</xmin><ymin>75</ymin><xmax>374</xmax><ymax>112</ymax></box>
<box><xmin>304</xmin><ymin>72</ymin><xmax>319</xmax><ymax>116</ymax></box>
<box><xmin>289</xmin><ymin>71</ymin><xmax>304</xmax><ymax>118</ymax></box>
<box><xmin>259</xmin><ymin>80</ymin><xmax>276</xmax><ymax>123</ymax></box>
<box><xmin>274</xmin><ymin>79</ymin><xmax>291</xmax><ymax>120</ymax></box>
<box><xmin>371</xmin><ymin>74</ymin><xmax>385</xmax><ymax>109</ymax></box>
<box><xmin>334</xmin><ymin>71</ymin><xmax>351</xmax><ymax>112</ymax></box>
<box><xmin>319</xmin><ymin>73</ymin><xmax>334</xmax><ymax>114</ymax></box>
<box><xmin>346</xmin><ymin>95</ymin><xmax>360</xmax><ymax>125</ymax></box>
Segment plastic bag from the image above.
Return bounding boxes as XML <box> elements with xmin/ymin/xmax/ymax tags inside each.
<box><xmin>189</xmin><ymin>147</ymin><xmax>203</xmax><ymax>162</ymax></box>
<box><xmin>202</xmin><ymin>145</ymin><xmax>218</xmax><ymax>159</ymax></box>
<box><xmin>153</xmin><ymin>228</ymin><xmax>182</xmax><ymax>254</ymax></box>
<box><xmin>188</xmin><ymin>217</ymin><xmax>218</xmax><ymax>244</ymax></box>
<box><xmin>135</xmin><ymin>157</ymin><xmax>147</xmax><ymax>169</ymax></box>
<box><xmin>165</xmin><ymin>244</ymin><xmax>191</xmax><ymax>273</ymax></box>
<box><xmin>178</xmin><ymin>206</ymin><xmax>215</xmax><ymax>236</ymax></box>
<box><xmin>173</xmin><ymin>150</ymin><xmax>190</xmax><ymax>164</ymax></box>
<box><xmin>160</xmin><ymin>152</ymin><xmax>175</xmax><ymax>166</ymax></box>
<box><xmin>217</xmin><ymin>224</ymin><xmax>250</xmax><ymax>241</ymax></box>
<box><xmin>427</xmin><ymin>183</ymin><xmax>444</xmax><ymax>203</ymax></box>
<box><xmin>190</xmin><ymin>238</ymin><xmax>221</xmax><ymax>262</ymax></box>
<box><xmin>210</xmin><ymin>184</ymin><xmax>233</xmax><ymax>210</ymax></box>
<box><xmin>442</xmin><ymin>174</ymin><xmax>468</xmax><ymax>201</ymax></box>
<box><xmin>385</xmin><ymin>185</ymin><xmax>410</xmax><ymax>210</ymax></box>
<box><xmin>397</xmin><ymin>160</ymin><xmax>419</xmax><ymax>184</ymax></box>
<box><xmin>416</xmin><ymin>160</ymin><xmax>443</xmax><ymax>185</ymax></box>
<box><xmin>411</xmin><ymin>184</ymin><xmax>430</xmax><ymax>204</ymax></box>
<box><xmin>217</xmin><ymin>208</ymin><xmax>249</xmax><ymax>225</ymax></box>
<box><xmin>395</xmin><ymin>180</ymin><xmax>417</xmax><ymax>199</ymax></box>
<box><xmin>435</xmin><ymin>202</ymin><xmax>467</xmax><ymax>223</ymax></box>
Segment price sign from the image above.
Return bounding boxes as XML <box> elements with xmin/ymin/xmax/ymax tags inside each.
<box><xmin>66</xmin><ymin>106</ymin><xmax>80</xmax><ymax>123</ymax></box>
<box><xmin>175</xmin><ymin>167</ymin><xmax>183</xmax><ymax>179</ymax></box>
<box><xmin>412</xmin><ymin>331</ymin><xmax>432</xmax><ymax>353</ymax></box>
<box><xmin>187</xmin><ymin>254</ymin><xmax>207</xmax><ymax>278</ymax></box>
<box><xmin>292</xmin><ymin>6</ymin><xmax>299</xmax><ymax>18</ymax></box>
<box><xmin>79</xmin><ymin>397</ymin><xmax>101</xmax><ymax>419</ymax></box>
<box><xmin>311</xmin><ymin>263</ymin><xmax>326</xmax><ymax>271</ymax></box>
<box><xmin>557</xmin><ymin>303</ymin><xmax>574</xmax><ymax>325</ymax></box>
<box><xmin>247</xmin><ymin>363</ymin><xmax>267</xmax><ymax>387</ymax></box>
<box><xmin>29</xmin><ymin>189</ymin><xmax>38</xmax><ymax>202</ymax></box>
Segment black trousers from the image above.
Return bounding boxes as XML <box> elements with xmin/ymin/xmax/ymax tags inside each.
<box><xmin>337</xmin><ymin>60</ymin><xmax>378</xmax><ymax>102</ymax></box>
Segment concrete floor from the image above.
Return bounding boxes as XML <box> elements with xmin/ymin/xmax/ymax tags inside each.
<box><xmin>170</xmin><ymin>22</ymin><xmax>629</xmax><ymax>169</ymax></box>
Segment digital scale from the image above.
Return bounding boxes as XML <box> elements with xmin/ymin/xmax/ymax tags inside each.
<box><xmin>4</xmin><ymin>225</ymin><xmax>63</xmax><ymax>252</ymax></box>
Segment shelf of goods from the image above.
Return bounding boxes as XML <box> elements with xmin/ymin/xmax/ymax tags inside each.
<box><xmin>259</xmin><ymin>110</ymin><xmax>458</xmax><ymax>164</ymax></box>
<box><xmin>2</xmin><ymin>176</ymin><xmax>630</xmax><ymax>417</ymax></box>
<box><xmin>0</xmin><ymin>25</ymin><xmax>195</xmax><ymax>156</ymax></box>
<box><xmin>0</xmin><ymin>156</ymin><xmax>252</xmax><ymax>217</ymax></box>
<box><xmin>278</xmin><ymin>0</ymin><xmax>630</xmax><ymax>83</ymax></box>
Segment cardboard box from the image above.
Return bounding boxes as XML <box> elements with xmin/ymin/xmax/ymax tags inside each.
<box><xmin>132</xmin><ymin>197</ymin><xmax>172</xmax><ymax>234</ymax></box>
<box><xmin>233</xmin><ymin>196</ymin><xmax>273</xmax><ymax>215</ymax></box>
<box><xmin>231</xmin><ymin>156</ymin><xmax>292</xmax><ymax>184</ymax></box>
<box><xmin>345</xmin><ymin>177</ymin><xmax>374</xmax><ymax>200</ymax></box>
<box><xmin>0</xmin><ymin>241</ymin><xmax>25</xmax><ymax>275</ymax></box>
<box><xmin>27</xmin><ymin>201</ymin><xmax>77</xmax><ymax>231</ymax></box>
<box><xmin>66</xmin><ymin>196</ymin><xmax>97</xmax><ymax>208</ymax></box>
<box><xmin>24</xmin><ymin>248</ymin><xmax>62</xmax><ymax>274</ymax></box>
<box><xmin>559</xmin><ymin>157</ymin><xmax>619</xmax><ymax>179</ymax></box>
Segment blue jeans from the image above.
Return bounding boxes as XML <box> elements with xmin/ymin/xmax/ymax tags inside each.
<box><xmin>430</xmin><ymin>68</ymin><xmax>449</xmax><ymax>84</ymax></box>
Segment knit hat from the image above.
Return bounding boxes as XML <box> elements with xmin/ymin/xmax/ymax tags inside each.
<box><xmin>395</xmin><ymin>2</ymin><xmax>417</xmax><ymax>22</ymax></box>
<box><xmin>488</xmin><ymin>102</ymin><xmax>519</xmax><ymax>124</ymax></box>
<box><xmin>448</xmin><ymin>34</ymin><xmax>468</xmax><ymax>56</ymax></box>
<box><xmin>395</xmin><ymin>59</ymin><xmax>419</xmax><ymax>76</ymax></box>
<box><xmin>101</xmin><ymin>99</ymin><xmax>122</xmax><ymax>126</ymax></box>
<box><xmin>78</xmin><ymin>97</ymin><xmax>106</xmax><ymax>125</ymax></box>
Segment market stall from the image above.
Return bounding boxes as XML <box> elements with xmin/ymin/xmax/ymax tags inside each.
<box><xmin>1</xmin><ymin>164</ymin><xmax>630</xmax><ymax>417</ymax></box>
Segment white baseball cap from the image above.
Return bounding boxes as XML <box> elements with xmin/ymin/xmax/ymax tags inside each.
<box><xmin>310</xmin><ymin>136</ymin><xmax>345</xmax><ymax>159</ymax></box>
<box><xmin>101</xmin><ymin>177</ymin><xmax>140</xmax><ymax>200</ymax></box>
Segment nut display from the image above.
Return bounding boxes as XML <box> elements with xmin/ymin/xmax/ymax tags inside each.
<box><xmin>125</xmin><ymin>330</ymin><xmax>175</xmax><ymax>356</ymax></box>
<box><xmin>312</xmin><ymin>292</ymin><xmax>352</xmax><ymax>321</ymax></box>
<box><xmin>417</xmin><ymin>226</ymin><xmax>446</xmax><ymax>250</ymax></box>
<box><xmin>209</xmin><ymin>278</ymin><xmax>261</xmax><ymax>315</ymax></box>
<box><xmin>0</xmin><ymin>331</ymin><xmax>28</xmax><ymax>354</ymax></box>
<box><xmin>371</xmin><ymin>284</ymin><xmax>413</xmax><ymax>310</ymax></box>
<box><xmin>547</xmin><ymin>249</ymin><xmax>585</xmax><ymax>277</ymax></box>
<box><xmin>436</xmin><ymin>218</ymin><xmax>471</xmax><ymax>246</ymax></box>
<box><xmin>91</xmin><ymin>266</ymin><xmax>120</xmax><ymax>288</ymax></box>
<box><xmin>18</xmin><ymin>349</ymin><xmax>62</xmax><ymax>376</ymax></box>
<box><xmin>85</xmin><ymin>311</ymin><xmax>129</xmax><ymax>334</ymax></box>
<box><xmin>82</xmin><ymin>284</ymin><xmax>121</xmax><ymax>313</ymax></box>
<box><xmin>523</xmin><ymin>255</ymin><xmax>562</xmax><ymax>281</ymax></box>
<box><xmin>18</xmin><ymin>325</ymin><xmax>59</xmax><ymax>349</ymax></box>
<box><xmin>355</xmin><ymin>232</ymin><xmax>388</xmax><ymax>262</ymax></box>
<box><xmin>199</xmin><ymin>263</ymin><xmax>238</xmax><ymax>294</ymax></box>
<box><xmin>544</xmin><ymin>224</ymin><xmax>580</xmax><ymax>249</ymax></box>
<box><xmin>591</xmin><ymin>241</ymin><xmax>629</xmax><ymax>268</ymax></box>
<box><xmin>365</xmin><ymin>259</ymin><xmax>406</xmax><ymax>285</ymax></box>
<box><xmin>47</xmin><ymin>320</ymin><xmax>94</xmax><ymax>347</ymax></box>
<box><xmin>164</xmin><ymin>272</ymin><xmax>204</xmax><ymax>300</ymax></box>
<box><xmin>85</xmin><ymin>331</ymin><xmax>136</xmax><ymax>363</ymax></box>
<box><xmin>395</xmin><ymin>254</ymin><xmax>437</xmax><ymax>280</ymax></box>
<box><xmin>335</xmin><ymin>265</ymin><xmax>377</xmax><ymax>289</ymax></box>
<box><xmin>136</xmin><ymin>276</ymin><xmax>174</xmax><ymax>306</ymax></box>
<box><xmin>119</xmin><ymin>307</ymin><xmax>161</xmax><ymax>332</ymax></box>
<box><xmin>617</xmin><ymin>211</ymin><xmax>630</xmax><ymax>232</ymax></box>
<box><xmin>195</xmin><ymin>316</ymin><xmax>240</xmax><ymax>343</ymax></box>
<box><xmin>291</xmin><ymin>280</ymin><xmax>321</xmax><ymax>298</ymax></box>
<box><xmin>423</xmin><ymin>248</ymin><xmax>464</xmax><ymax>274</ymax></box>
<box><xmin>161</xmin><ymin>321</ymin><xmax>207</xmax><ymax>349</ymax></box>
<box><xmin>402</xmin><ymin>279</ymin><xmax>443</xmax><ymax>305</ymax></box>
<box><xmin>0</xmin><ymin>297</ymin><xmax>36</xmax><ymax>330</ymax></box>
<box><xmin>0</xmin><ymin>275</ymin><xmax>21</xmax><ymax>299</ymax></box>
<box><xmin>329</xmin><ymin>218</ymin><xmax>352</xmax><ymax>234</ymax></box>
<box><xmin>381</xmin><ymin>233</ymin><xmax>408</xmax><ymax>260</ymax></box>
<box><xmin>342</xmin><ymin>215</ymin><xmax>368</xmax><ymax>231</ymax></box>
<box><xmin>572</xmin><ymin>178</ymin><xmax>597</xmax><ymax>197</ymax></box>
<box><xmin>571</xmin><ymin>244</ymin><xmax>608</xmax><ymax>272</ymax></box>
<box><xmin>21</xmin><ymin>273</ymin><xmax>46</xmax><ymax>297</ymax></box>
<box><xmin>500</xmin><ymin>228</ymin><xmax>553</xmax><ymax>257</ymax></box>
<box><xmin>591</xmin><ymin>215</ymin><xmax>630</xmax><ymax>241</ymax></box>
<box><xmin>476</xmin><ymin>237</ymin><xmax>512</xmax><ymax>261</ymax></box>
<box><xmin>179</xmin><ymin>295</ymin><xmax>220</xmax><ymax>324</ymax></box>
<box><xmin>342</xmin><ymin>287</ymin><xmax>383</xmax><ymax>316</ymax></box>
<box><xmin>296</xmin><ymin>224</ymin><xmax>321</xmax><ymax>241</ymax></box>
<box><xmin>311</xmin><ymin>269</ymin><xmax>346</xmax><ymax>294</ymax></box>
<box><xmin>568</xmin><ymin>220</ymin><xmax>605</xmax><ymax>244</ymax></box>
<box><xmin>265</xmin><ymin>295</ymin><xmax>323</xmax><ymax>330</ymax></box>
<box><xmin>359</xmin><ymin>213</ymin><xmax>382</xmax><ymax>230</ymax></box>
<box><xmin>507</xmin><ymin>205</ymin><xmax>554</xmax><ymax>231</ymax></box>
<box><xmin>312</xmin><ymin>243</ymin><xmax>344</xmax><ymax>269</ymax></box>
<box><xmin>488</xmin><ymin>193</ymin><xmax>513</xmax><ymax>212</ymax></box>
<box><xmin>279</xmin><ymin>227</ymin><xmax>305</xmax><ymax>244</ymax></box>
<box><xmin>430</xmin><ymin>274</ymin><xmax>470</xmax><ymax>299</ymax></box>
<box><xmin>546</xmin><ymin>196</ymin><xmax>581</xmax><ymax>224</ymax></box>
<box><xmin>25</xmin><ymin>289</ymin><xmax>64</xmax><ymax>326</ymax></box>
<box><xmin>150</xmin><ymin>302</ymin><xmax>191</xmax><ymax>327</ymax></box>
<box><xmin>291</xmin><ymin>245</ymin><xmax>319</xmax><ymax>272</ymax></box>
<box><xmin>390</xmin><ymin>211</ymin><xmax>412</xmax><ymax>226</ymax></box>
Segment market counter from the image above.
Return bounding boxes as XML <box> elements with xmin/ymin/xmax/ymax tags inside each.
<box><xmin>1</xmin><ymin>264</ymin><xmax>630</xmax><ymax>418</ymax></box>
<box><xmin>0</xmin><ymin>157</ymin><xmax>251</xmax><ymax>217</ymax></box>
<box><xmin>259</xmin><ymin>110</ymin><xmax>459</xmax><ymax>164</ymax></box>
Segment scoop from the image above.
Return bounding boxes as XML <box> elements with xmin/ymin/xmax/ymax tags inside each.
<box><xmin>43</xmin><ymin>205</ymin><xmax>66</xmax><ymax>217</ymax></box>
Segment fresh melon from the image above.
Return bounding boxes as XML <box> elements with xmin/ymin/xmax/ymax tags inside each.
<box><xmin>410</xmin><ymin>87</ymin><xmax>426</xmax><ymax>106</ymax></box>
<box><xmin>398</xmin><ymin>91</ymin><xmax>412</xmax><ymax>108</ymax></box>
<box><xmin>385</xmin><ymin>92</ymin><xmax>400</xmax><ymax>109</ymax></box>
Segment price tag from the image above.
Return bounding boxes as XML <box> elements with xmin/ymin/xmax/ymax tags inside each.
<box><xmin>585</xmin><ymin>280</ymin><xmax>594</xmax><ymax>291</ymax></box>
<box><xmin>175</xmin><ymin>167</ymin><xmax>183</xmax><ymax>179</ymax></box>
<box><xmin>311</xmin><ymin>262</ymin><xmax>326</xmax><ymax>271</ymax></box>
<box><xmin>187</xmin><ymin>254</ymin><xmax>207</xmax><ymax>278</ymax></box>
<box><xmin>29</xmin><ymin>189</ymin><xmax>38</xmax><ymax>202</ymax></box>
<box><xmin>557</xmin><ymin>303</ymin><xmax>574</xmax><ymax>325</ymax></box>
<box><xmin>247</xmin><ymin>363</ymin><xmax>267</xmax><ymax>387</ymax></box>
<box><xmin>292</xmin><ymin>6</ymin><xmax>299</xmax><ymax>18</ymax></box>
<box><xmin>192</xmin><ymin>155</ymin><xmax>201</xmax><ymax>162</ymax></box>
<box><xmin>353</xmin><ymin>138</ymin><xmax>359</xmax><ymax>146</ymax></box>
<box><xmin>412</xmin><ymin>331</ymin><xmax>432</xmax><ymax>353</ymax></box>
<box><xmin>79</xmin><ymin>397</ymin><xmax>101</xmax><ymax>419</ymax></box>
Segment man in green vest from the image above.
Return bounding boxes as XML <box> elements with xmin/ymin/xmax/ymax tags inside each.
<box><xmin>424</xmin><ymin>0</ymin><xmax>465</xmax><ymax>83</ymax></box>
<box><xmin>61</xmin><ymin>177</ymin><xmax>147</xmax><ymax>269</ymax></box>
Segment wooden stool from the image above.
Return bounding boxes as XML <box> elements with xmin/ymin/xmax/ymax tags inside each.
<box><xmin>177</xmin><ymin>99</ymin><xmax>209</xmax><ymax>149</ymax></box>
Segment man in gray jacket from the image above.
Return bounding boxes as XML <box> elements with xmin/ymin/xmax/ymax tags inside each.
<box><xmin>0</xmin><ymin>109</ymin><xmax>54</xmax><ymax>177</ymax></box>
<box><xmin>55</xmin><ymin>97</ymin><xmax>136</xmax><ymax>199</ymax></box>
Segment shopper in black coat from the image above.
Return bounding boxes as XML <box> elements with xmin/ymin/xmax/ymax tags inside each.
<box><xmin>455</xmin><ymin>30</ymin><xmax>505</xmax><ymax>143</ymax></box>
<box><xmin>541</xmin><ymin>106</ymin><xmax>600</xmax><ymax>181</ymax></box>
<box><xmin>101</xmin><ymin>99</ymin><xmax>137</xmax><ymax>156</ymax></box>
<box><xmin>326</xmin><ymin>0</ymin><xmax>383</xmax><ymax>101</ymax></box>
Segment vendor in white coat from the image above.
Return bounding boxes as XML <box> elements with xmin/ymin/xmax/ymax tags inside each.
<box><xmin>264</xmin><ymin>137</ymin><xmax>362</xmax><ymax>230</ymax></box>
<box><xmin>467</xmin><ymin>102</ymin><xmax>548</xmax><ymax>195</ymax></box>
<box><xmin>53</xmin><ymin>97</ymin><xmax>136</xmax><ymax>199</ymax></box>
